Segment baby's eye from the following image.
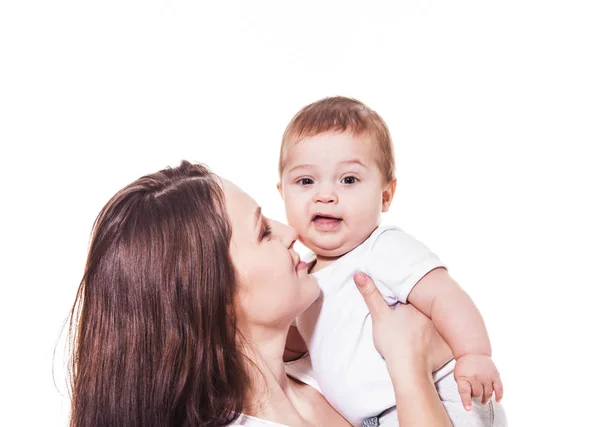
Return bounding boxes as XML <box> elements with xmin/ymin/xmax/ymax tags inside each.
<box><xmin>297</xmin><ymin>178</ymin><xmax>314</xmax><ymax>186</ymax></box>
<box><xmin>342</xmin><ymin>176</ymin><xmax>358</xmax><ymax>184</ymax></box>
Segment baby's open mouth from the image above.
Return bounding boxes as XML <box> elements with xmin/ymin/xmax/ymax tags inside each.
<box><xmin>312</xmin><ymin>215</ymin><xmax>342</xmax><ymax>231</ymax></box>
<box><xmin>312</xmin><ymin>214</ymin><xmax>341</xmax><ymax>222</ymax></box>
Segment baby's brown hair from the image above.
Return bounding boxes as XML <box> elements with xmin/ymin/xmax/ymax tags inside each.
<box><xmin>279</xmin><ymin>96</ymin><xmax>395</xmax><ymax>183</ymax></box>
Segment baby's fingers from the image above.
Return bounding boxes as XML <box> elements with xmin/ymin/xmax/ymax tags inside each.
<box><xmin>471</xmin><ymin>380</ymin><xmax>483</xmax><ymax>399</ymax></box>
<box><xmin>457</xmin><ymin>378</ymin><xmax>473</xmax><ymax>411</ymax></box>
<box><xmin>481</xmin><ymin>382</ymin><xmax>494</xmax><ymax>405</ymax></box>
<box><xmin>494</xmin><ymin>379</ymin><xmax>504</xmax><ymax>402</ymax></box>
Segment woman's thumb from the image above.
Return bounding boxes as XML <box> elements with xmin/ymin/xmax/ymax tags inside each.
<box><xmin>354</xmin><ymin>272</ymin><xmax>384</xmax><ymax>318</ymax></box>
<box><xmin>354</xmin><ymin>272</ymin><xmax>370</xmax><ymax>287</ymax></box>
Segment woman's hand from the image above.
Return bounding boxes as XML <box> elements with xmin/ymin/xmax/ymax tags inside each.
<box><xmin>354</xmin><ymin>272</ymin><xmax>453</xmax><ymax>427</ymax></box>
<box><xmin>353</xmin><ymin>272</ymin><xmax>452</xmax><ymax>373</ymax></box>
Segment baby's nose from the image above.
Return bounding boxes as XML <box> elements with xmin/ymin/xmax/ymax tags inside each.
<box><xmin>313</xmin><ymin>186</ymin><xmax>338</xmax><ymax>204</ymax></box>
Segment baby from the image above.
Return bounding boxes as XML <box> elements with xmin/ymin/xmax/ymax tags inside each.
<box><xmin>278</xmin><ymin>97</ymin><xmax>504</xmax><ymax>426</ymax></box>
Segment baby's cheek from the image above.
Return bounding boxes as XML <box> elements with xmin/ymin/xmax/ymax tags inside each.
<box><xmin>288</xmin><ymin>212</ymin><xmax>308</xmax><ymax>231</ymax></box>
<box><xmin>283</xmin><ymin>204</ymin><xmax>302</xmax><ymax>223</ymax></box>
<box><xmin>296</xmin><ymin>232</ymin><xmax>311</xmax><ymax>246</ymax></box>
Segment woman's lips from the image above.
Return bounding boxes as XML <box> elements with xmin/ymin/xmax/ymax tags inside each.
<box><xmin>296</xmin><ymin>261</ymin><xmax>308</xmax><ymax>272</ymax></box>
<box><xmin>312</xmin><ymin>216</ymin><xmax>342</xmax><ymax>231</ymax></box>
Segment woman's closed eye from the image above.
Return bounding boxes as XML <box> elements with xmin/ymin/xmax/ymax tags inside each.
<box><xmin>260</xmin><ymin>222</ymin><xmax>272</xmax><ymax>241</ymax></box>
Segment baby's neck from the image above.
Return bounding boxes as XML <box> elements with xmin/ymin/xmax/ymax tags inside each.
<box><xmin>310</xmin><ymin>254</ymin><xmax>341</xmax><ymax>274</ymax></box>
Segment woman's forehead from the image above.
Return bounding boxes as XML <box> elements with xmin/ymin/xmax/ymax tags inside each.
<box><xmin>222</xmin><ymin>179</ymin><xmax>258</xmax><ymax>221</ymax></box>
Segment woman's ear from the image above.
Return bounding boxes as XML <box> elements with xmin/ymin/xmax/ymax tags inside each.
<box><xmin>381</xmin><ymin>178</ymin><xmax>397</xmax><ymax>212</ymax></box>
<box><xmin>276</xmin><ymin>182</ymin><xmax>283</xmax><ymax>199</ymax></box>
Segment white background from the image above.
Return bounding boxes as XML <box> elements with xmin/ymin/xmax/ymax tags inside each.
<box><xmin>1</xmin><ymin>1</ymin><xmax>599</xmax><ymax>426</ymax></box>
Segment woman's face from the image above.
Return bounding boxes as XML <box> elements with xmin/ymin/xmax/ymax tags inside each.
<box><xmin>222</xmin><ymin>179</ymin><xmax>320</xmax><ymax>328</ymax></box>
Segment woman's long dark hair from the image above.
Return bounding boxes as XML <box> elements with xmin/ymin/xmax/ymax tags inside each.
<box><xmin>68</xmin><ymin>161</ymin><xmax>248</xmax><ymax>427</ymax></box>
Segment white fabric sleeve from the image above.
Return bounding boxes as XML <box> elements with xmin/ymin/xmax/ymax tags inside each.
<box><xmin>364</xmin><ymin>227</ymin><xmax>445</xmax><ymax>304</ymax></box>
<box><xmin>284</xmin><ymin>353</ymin><xmax>322</xmax><ymax>393</ymax></box>
<box><xmin>231</xmin><ymin>414</ymin><xmax>290</xmax><ymax>426</ymax></box>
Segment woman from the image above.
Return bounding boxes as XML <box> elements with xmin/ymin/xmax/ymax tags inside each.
<box><xmin>68</xmin><ymin>160</ymin><xmax>453</xmax><ymax>426</ymax></box>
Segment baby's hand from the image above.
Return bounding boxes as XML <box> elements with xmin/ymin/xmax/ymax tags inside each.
<box><xmin>454</xmin><ymin>354</ymin><xmax>503</xmax><ymax>411</ymax></box>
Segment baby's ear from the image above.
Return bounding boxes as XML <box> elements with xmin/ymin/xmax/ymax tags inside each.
<box><xmin>381</xmin><ymin>178</ymin><xmax>397</xmax><ymax>212</ymax></box>
<box><xmin>276</xmin><ymin>182</ymin><xmax>283</xmax><ymax>199</ymax></box>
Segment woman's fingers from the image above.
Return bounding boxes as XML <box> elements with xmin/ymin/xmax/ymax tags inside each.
<box><xmin>354</xmin><ymin>272</ymin><xmax>387</xmax><ymax>320</ymax></box>
<box><xmin>354</xmin><ymin>272</ymin><xmax>448</xmax><ymax>378</ymax></box>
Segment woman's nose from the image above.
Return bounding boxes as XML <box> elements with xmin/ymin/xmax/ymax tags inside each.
<box><xmin>273</xmin><ymin>221</ymin><xmax>298</xmax><ymax>248</ymax></box>
<box><xmin>284</xmin><ymin>224</ymin><xmax>298</xmax><ymax>248</ymax></box>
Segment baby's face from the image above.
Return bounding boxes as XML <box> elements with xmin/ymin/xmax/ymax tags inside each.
<box><xmin>279</xmin><ymin>131</ymin><xmax>393</xmax><ymax>258</ymax></box>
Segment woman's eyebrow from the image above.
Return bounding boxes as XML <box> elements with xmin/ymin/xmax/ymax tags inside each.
<box><xmin>254</xmin><ymin>206</ymin><xmax>262</xmax><ymax>233</ymax></box>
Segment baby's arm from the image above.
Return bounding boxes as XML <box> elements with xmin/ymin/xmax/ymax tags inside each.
<box><xmin>408</xmin><ymin>267</ymin><xmax>503</xmax><ymax>409</ymax></box>
<box><xmin>408</xmin><ymin>268</ymin><xmax>490</xmax><ymax>358</ymax></box>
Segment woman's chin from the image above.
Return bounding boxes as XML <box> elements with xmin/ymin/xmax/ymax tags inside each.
<box><xmin>293</xmin><ymin>277</ymin><xmax>320</xmax><ymax>312</ymax></box>
<box><xmin>307</xmin><ymin>277</ymin><xmax>321</xmax><ymax>302</ymax></box>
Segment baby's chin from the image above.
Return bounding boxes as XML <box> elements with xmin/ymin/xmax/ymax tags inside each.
<box><xmin>301</xmin><ymin>237</ymin><xmax>351</xmax><ymax>259</ymax></box>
